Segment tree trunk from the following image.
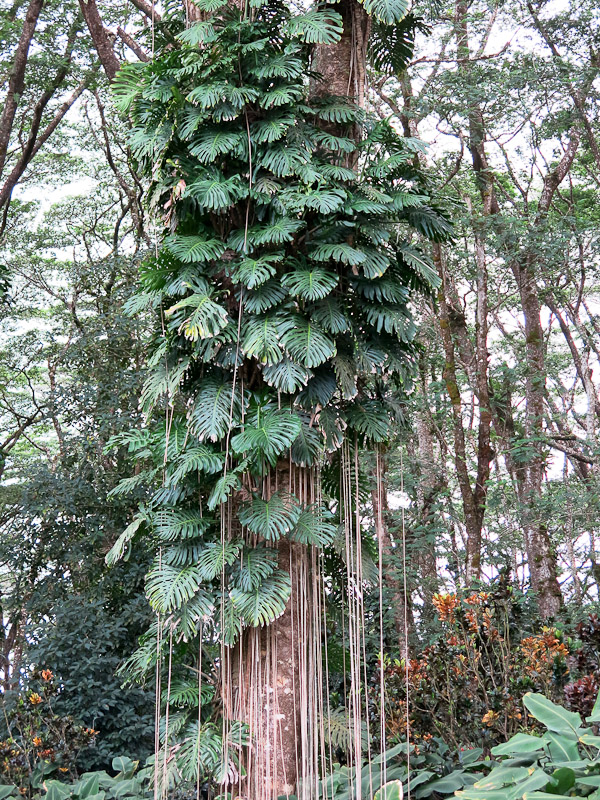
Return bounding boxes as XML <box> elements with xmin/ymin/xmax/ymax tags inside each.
<box><xmin>229</xmin><ymin>5</ymin><xmax>373</xmax><ymax>796</ymax></box>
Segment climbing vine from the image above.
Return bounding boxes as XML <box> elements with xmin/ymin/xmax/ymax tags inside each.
<box><xmin>107</xmin><ymin>0</ymin><xmax>451</xmax><ymax>790</ymax></box>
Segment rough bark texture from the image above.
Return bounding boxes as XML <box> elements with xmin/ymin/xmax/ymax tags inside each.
<box><xmin>233</xmin><ymin>5</ymin><xmax>373</xmax><ymax>795</ymax></box>
<box><xmin>452</xmin><ymin>0</ymin><xmax>568</xmax><ymax>615</ymax></box>
<box><xmin>0</xmin><ymin>0</ymin><xmax>44</xmax><ymax>182</ymax></box>
<box><xmin>78</xmin><ymin>0</ymin><xmax>121</xmax><ymax>81</ymax></box>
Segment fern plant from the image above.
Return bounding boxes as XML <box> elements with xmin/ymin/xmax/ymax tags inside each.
<box><xmin>108</xmin><ymin>0</ymin><xmax>450</xmax><ymax>792</ymax></box>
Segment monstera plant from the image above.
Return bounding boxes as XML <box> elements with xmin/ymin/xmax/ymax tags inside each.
<box><xmin>106</xmin><ymin>0</ymin><xmax>450</xmax><ymax>793</ymax></box>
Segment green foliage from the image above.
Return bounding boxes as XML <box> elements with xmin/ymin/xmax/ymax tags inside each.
<box><xmin>39</xmin><ymin>757</ymin><xmax>152</xmax><ymax>800</ymax></box>
<box><xmin>106</xmin><ymin>2</ymin><xmax>449</xmax><ymax>793</ymax></box>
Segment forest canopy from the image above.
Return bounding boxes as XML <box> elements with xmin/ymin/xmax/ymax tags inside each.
<box><xmin>1</xmin><ymin>0</ymin><xmax>600</xmax><ymax>799</ymax></box>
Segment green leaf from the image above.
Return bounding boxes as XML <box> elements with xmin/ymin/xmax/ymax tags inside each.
<box><xmin>310</xmin><ymin>242</ymin><xmax>366</xmax><ymax>266</ymax></box>
<box><xmin>546</xmin><ymin>732</ymin><xmax>579</xmax><ymax>762</ymax></box>
<box><xmin>207</xmin><ymin>472</ymin><xmax>242</xmax><ymax>510</ymax></box>
<box><xmin>586</xmin><ymin>691</ymin><xmax>600</xmax><ymax>723</ymax></box>
<box><xmin>188</xmin><ymin>379</ymin><xmax>239</xmax><ymax>442</ymax></box>
<box><xmin>374</xmin><ymin>781</ymin><xmax>403</xmax><ymax>800</ymax></box>
<box><xmin>112</xmin><ymin>63</ymin><xmax>145</xmax><ymax>112</ymax></box>
<box><xmin>43</xmin><ymin>783</ymin><xmax>72</xmax><ymax>800</ymax></box>
<box><xmin>242</xmin><ymin>314</ymin><xmax>284</xmax><ymax>365</ymax></box>
<box><xmin>189</xmin><ymin>129</ymin><xmax>245</xmax><ymax>163</ymax></box>
<box><xmin>0</xmin><ymin>788</ymin><xmax>18</xmax><ymax>800</ymax></box>
<box><xmin>230</xmin><ymin>569</ymin><xmax>291</xmax><ymax>626</ymax></box>
<box><xmin>231</xmin><ymin>545</ymin><xmax>278</xmax><ymax>591</ymax></box>
<box><xmin>508</xmin><ymin>770</ymin><xmax>551</xmax><ymax>800</ymax></box>
<box><xmin>177</xmin><ymin>20</ymin><xmax>217</xmax><ymax>45</ymax></box>
<box><xmin>165</xmin><ymin>235</ymin><xmax>226</xmax><ymax>263</ymax></box>
<box><xmin>284</xmin><ymin>10</ymin><xmax>343</xmax><ymax>43</ymax></box>
<box><xmin>111</xmin><ymin>756</ymin><xmax>137</xmax><ymax>778</ymax></box>
<box><xmin>291</xmin><ymin>508</ymin><xmax>337</xmax><ymax>546</ymax></box>
<box><xmin>153</xmin><ymin>509</ymin><xmax>212</xmax><ymax>541</ymax></box>
<box><xmin>358</xmin><ymin>0</ymin><xmax>409</xmax><ymax>23</ymax></box>
<box><xmin>263</xmin><ymin>357</ymin><xmax>312</xmax><ymax>394</ymax></box>
<box><xmin>76</xmin><ymin>773</ymin><xmax>101</xmax><ymax>798</ymax></box>
<box><xmin>231</xmin><ymin>409</ymin><xmax>302</xmax><ymax>463</ymax></box>
<box><xmin>146</xmin><ymin>563</ymin><xmax>202</xmax><ymax>612</ymax></box>
<box><xmin>474</xmin><ymin>768</ymin><xmax>530</xmax><ymax>790</ymax></box>
<box><xmin>279</xmin><ymin>315</ymin><xmax>336</xmax><ymax>368</ymax></box>
<box><xmin>523</xmin><ymin>693</ymin><xmax>582</xmax><ymax>741</ymax></box>
<box><xmin>282</xmin><ymin>266</ymin><xmax>339</xmax><ymax>301</ymax></box>
<box><xmin>418</xmin><ymin>771</ymin><xmax>466</xmax><ymax>797</ymax></box>
<box><xmin>185</xmin><ymin>176</ymin><xmax>244</xmax><ymax>212</ymax></box>
<box><xmin>548</xmin><ymin>768</ymin><xmax>575</xmax><ymax>795</ymax></box>
<box><xmin>166</xmin><ymin>289</ymin><xmax>229</xmax><ymax>341</ymax></box>
<box><xmin>232</xmin><ymin>253</ymin><xmax>282</xmax><ymax>289</ymax></box>
<box><xmin>238</xmin><ymin>492</ymin><xmax>301</xmax><ymax>540</ymax></box>
<box><xmin>197</xmin><ymin>540</ymin><xmax>242</xmax><ymax>580</ymax></box>
<box><xmin>491</xmin><ymin>733</ymin><xmax>549</xmax><ymax>756</ymax></box>
<box><xmin>106</xmin><ymin>512</ymin><xmax>146</xmax><ymax>566</ymax></box>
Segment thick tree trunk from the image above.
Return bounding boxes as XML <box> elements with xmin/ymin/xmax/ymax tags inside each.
<box><xmin>230</xmin><ymin>5</ymin><xmax>373</xmax><ymax>796</ymax></box>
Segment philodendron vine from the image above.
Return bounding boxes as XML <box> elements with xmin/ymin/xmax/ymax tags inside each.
<box><xmin>106</xmin><ymin>0</ymin><xmax>451</xmax><ymax>789</ymax></box>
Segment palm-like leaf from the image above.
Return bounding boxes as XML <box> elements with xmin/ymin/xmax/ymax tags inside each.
<box><xmin>230</xmin><ymin>570</ymin><xmax>291</xmax><ymax>626</ymax></box>
<box><xmin>282</xmin><ymin>266</ymin><xmax>339</xmax><ymax>300</ymax></box>
<box><xmin>291</xmin><ymin>508</ymin><xmax>337</xmax><ymax>546</ymax></box>
<box><xmin>238</xmin><ymin>491</ymin><xmax>301</xmax><ymax>540</ymax></box>
<box><xmin>241</xmin><ymin>313</ymin><xmax>283</xmax><ymax>365</ymax></box>
<box><xmin>166</xmin><ymin>290</ymin><xmax>229</xmax><ymax>341</ymax></box>
<box><xmin>284</xmin><ymin>10</ymin><xmax>343</xmax><ymax>43</ymax></box>
<box><xmin>165</xmin><ymin>235</ymin><xmax>226</xmax><ymax>263</ymax></box>
<box><xmin>232</xmin><ymin>253</ymin><xmax>282</xmax><ymax>289</ymax></box>
<box><xmin>188</xmin><ymin>378</ymin><xmax>239</xmax><ymax>442</ymax></box>
<box><xmin>231</xmin><ymin>545</ymin><xmax>278</xmax><ymax>591</ymax></box>
<box><xmin>146</xmin><ymin>562</ymin><xmax>203</xmax><ymax>612</ymax></box>
<box><xmin>279</xmin><ymin>315</ymin><xmax>336</xmax><ymax>367</ymax></box>
<box><xmin>310</xmin><ymin>242</ymin><xmax>366</xmax><ymax>266</ymax></box>
<box><xmin>189</xmin><ymin>129</ymin><xmax>245</xmax><ymax>163</ymax></box>
<box><xmin>168</xmin><ymin>446</ymin><xmax>224</xmax><ymax>483</ymax></box>
<box><xmin>358</xmin><ymin>0</ymin><xmax>409</xmax><ymax>24</ymax></box>
<box><xmin>197</xmin><ymin>540</ymin><xmax>243</xmax><ymax>580</ymax></box>
<box><xmin>231</xmin><ymin>409</ymin><xmax>302</xmax><ymax>463</ymax></box>
<box><xmin>207</xmin><ymin>472</ymin><xmax>242</xmax><ymax>510</ymax></box>
<box><xmin>262</xmin><ymin>357</ymin><xmax>312</xmax><ymax>394</ymax></box>
<box><xmin>153</xmin><ymin>509</ymin><xmax>213</xmax><ymax>541</ymax></box>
